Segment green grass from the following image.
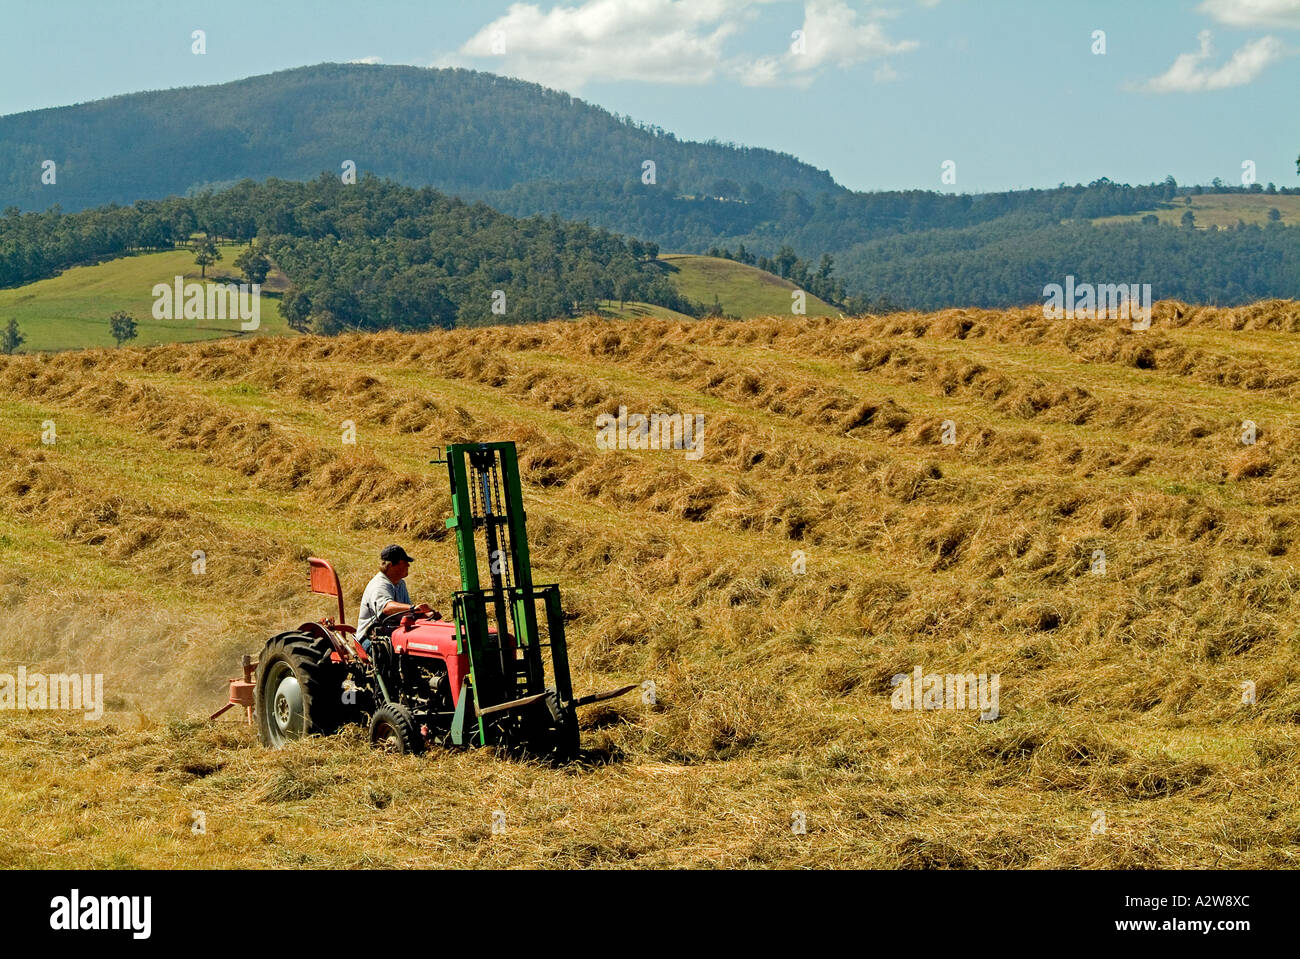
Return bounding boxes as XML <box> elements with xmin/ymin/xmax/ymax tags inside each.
<box><xmin>0</xmin><ymin>248</ymin><xmax>293</xmax><ymax>352</ymax></box>
<box><xmin>656</xmin><ymin>254</ymin><xmax>840</xmax><ymax>318</ymax></box>
<box><xmin>1094</xmin><ymin>193</ymin><xmax>1300</xmax><ymax>229</ymax></box>
<box><xmin>595</xmin><ymin>300</ymin><xmax>697</xmax><ymax>322</ymax></box>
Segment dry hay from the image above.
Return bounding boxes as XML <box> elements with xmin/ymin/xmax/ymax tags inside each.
<box><xmin>0</xmin><ymin>300</ymin><xmax>1298</xmax><ymax>867</ymax></box>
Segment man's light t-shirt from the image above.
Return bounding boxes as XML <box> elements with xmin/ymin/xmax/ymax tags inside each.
<box><xmin>357</xmin><ymin>572</ymin><xmax>411</xmax><ymax>639</ymax></box>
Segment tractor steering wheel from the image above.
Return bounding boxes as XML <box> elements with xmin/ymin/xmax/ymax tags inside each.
<box><xmin>374</xmin><ymin>609</ymin><xmax>412</xmax><ymax>634</ymax></box>
<box><xmin>374</xmin><ymin>606</ymin><xmax>433</xmax><ymax>634</ymax></box>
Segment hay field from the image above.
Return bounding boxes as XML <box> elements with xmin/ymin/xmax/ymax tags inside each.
<box><xmin>1</xmin><ymin>301</ymin><xmax>1299</xmax><ymax>868</ymax></box>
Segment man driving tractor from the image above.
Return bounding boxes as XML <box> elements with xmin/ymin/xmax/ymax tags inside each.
<box><xmin>356</xmin><ymin>544</ymin><xmax>440</xmax><ymax>650</ymax></box>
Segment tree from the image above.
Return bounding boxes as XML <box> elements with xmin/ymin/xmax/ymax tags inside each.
<box><xmin>615</xmin><ymin>274</ymin><xmax>636</xmax><ymax>310</ymax></box>
<box><xmin>1</xmin><ymin>319</ymin><xmax>23</xmax><ymax>355</ymax></box>
<box><xmin>109</xmin><ymin>310</ymin><xmax>138</xmax><ymax>347</ymax></box>
<box><xmin>192</xmin><ymin>233</ymin><xmax>221</xmax><ymax>278</ymax></box>
<box><xmin>233</xmin><ymin>240</ymin><xmax>271</xmax><ymax>284</ymax></box>
<box><xmin>1267</xmin><ymin>207</ymin><xmax>1282</xmax><ymax>222</ymax></box>
<box><xmin>774</xmin><ymin>244</ymin><xmax>798</xmax><ymax>278</ymax></box>
<box><xmin>279</xmin><ymin>287</ymin><xmax>309</xmax><ymax>332</ymax></box>
<box><xmin>308</xmin><ymin>310</ymin><xmax>341</xmax><ymax>335</ymax></box>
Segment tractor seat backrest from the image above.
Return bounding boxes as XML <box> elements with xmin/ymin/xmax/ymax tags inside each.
<box><xmin>308</xmin><ymin>557</ymin><xmax>347</xmax><ymax>626</ymax></box>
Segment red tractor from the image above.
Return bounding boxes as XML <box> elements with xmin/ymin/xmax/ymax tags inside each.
<box><xmin>233</xmin><ymin>442</ymin><xmax>633</xmax><ymax>760</ymax></box>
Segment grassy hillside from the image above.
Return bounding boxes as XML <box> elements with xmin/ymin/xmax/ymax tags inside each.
<box><xmin>0</xmin><ymin>248</ymin><xmax>292</xmax><ymax>351</ymax></box>
<box><xmin>2</xmin><ymin>301</ymin><xmax>1300</xmax><ymax>868</ymax></box>
<box><xmin>0</xmin><ymin>250</ymin><xmax>825</xmax><ymax>352</ymax></box>
<box><xmin>1094</xmin><ymin>193</ymin><xmax>1300</xmax><ymax>228</ymax></box>
<box><xmin>657</xmin><ymin>255</ymin><xmax>839</xmax><ymax>318</ymax></box>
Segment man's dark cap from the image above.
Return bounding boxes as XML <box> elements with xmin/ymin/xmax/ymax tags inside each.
<box><xmin>381</xmin><ymin>544</ymin><xmax>415</xmax><ymax>564</ymax></box>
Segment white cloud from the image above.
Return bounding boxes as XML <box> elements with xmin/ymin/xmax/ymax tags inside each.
<box><xmin>349</xmin><ymin>56</ymin><xmax>384</xmax><ymax>64</ymax></box>
<box><xmin>455</xmin><ymin>0</ymin><xmax>759</xmax><ymax>88</ymax></box>
<box><xmin>451</xmin><ymin>0</ymin><xmax>918</xmax><ymax>90</ymax></box>
<box><xmin>741</xmin><ymin>0</ymin><xmax>918</xmax><ymax>86</ymax></box>
<box><xmin>1142</xmin><ymin>30</ymin><xmax>1288</xmax><ymax>91</ymax></box>
<box><xmin>1199</xmin><ymin>0</ymin><xmax>1300</xmax><ymax>28</ymax></box>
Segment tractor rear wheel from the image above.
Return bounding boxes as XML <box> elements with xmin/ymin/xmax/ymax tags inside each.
<box><xmin>369</xmin><ymin>703</ymin><xmax>425</xmax><ymax>755</ymax></box>
<box><xmin>255</xmin><ymin>632</ymin><xmax>344</xmax><ymax>748</ymax></box>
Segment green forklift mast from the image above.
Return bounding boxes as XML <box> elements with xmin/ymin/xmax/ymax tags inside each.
<box><xmin>440</xmin><ymin>442</ymin><xmax>575</xmax><ymax>749</ymax></box>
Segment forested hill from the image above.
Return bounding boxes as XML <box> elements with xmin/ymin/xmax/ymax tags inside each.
<box><xmin>0</xmin><ymin>63</ymin><xmax>838</xmax><ymax>212</ymax></box>
<box><xmin>0</xmin><ymin>176</ymin><xmax>696</xmax><ymax>329</ymax></box>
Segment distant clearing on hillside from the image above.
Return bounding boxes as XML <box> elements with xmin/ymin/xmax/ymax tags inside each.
<box><xmin>657</xmin><ymin>255</ymin><xmax>840</xmax><ymax>319</ymax></box>
<box><xmin>0</xmin><ymin>248</ymin><xmax>292</xmax><ymax>352</ymax></box>
<box><xmin>1095</xmin><ymin>193</ymin><xmax>1300</xmax><ymax>228</ymax></box>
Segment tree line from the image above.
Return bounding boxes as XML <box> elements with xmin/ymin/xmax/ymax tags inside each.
<box><xmin>1</xmin><ymin>174</ymin><xmax>1294</xmax><ymax>330</ymax></box>
<box><xmin>835</xmin><ymin>213</ymin><xmax>1299</xmax><ymax>311</ymax></box>
<box><xmin>0</xmin><ymin>175</ymin><xmax>699</xmax><ymax>331</ymax></box>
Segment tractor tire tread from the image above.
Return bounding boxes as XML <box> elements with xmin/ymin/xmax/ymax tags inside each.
<box><xmin>369</xmin><ymin>702</ymin><xmax>425</xmax><ymax>755</ymax></box>
<box><xmin>254</xmin><ymin>631</ymin><xmax>346</xmax><ymax>747</ymax></box>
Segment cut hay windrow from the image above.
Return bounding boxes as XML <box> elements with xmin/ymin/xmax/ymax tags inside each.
<box><xmin>1</xmin><ymin>302</ymin><xmax>1299</xmax><ymax>868</ymax></box>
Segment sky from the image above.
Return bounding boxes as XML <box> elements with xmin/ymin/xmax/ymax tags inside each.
<box><xmin>1</xmin><ymin>0</ymin><xmax>1296</xmax><ymax>193</ymax></box>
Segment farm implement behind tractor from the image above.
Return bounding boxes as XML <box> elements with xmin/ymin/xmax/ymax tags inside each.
<box><xmin>215</xmin><ymin>441</ymin><xmax>635</xmax><ymax>761</ymax></box>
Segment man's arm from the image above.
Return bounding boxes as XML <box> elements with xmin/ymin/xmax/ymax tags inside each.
<box><xmin>373</xmin><ymin>577</ymin><xmax>428</xmax><ymax>617</ymax></box>
<box><xmin>379</xmin><ymin>600</ymin><xmax>432</xmax><ymax>616</ymax></box>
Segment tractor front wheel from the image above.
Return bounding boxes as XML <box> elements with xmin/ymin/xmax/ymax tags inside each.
<box><xmin>527</xmin><ymin>695</ymin><xmax>580</xmax><ymax>764</ymax></box>
<box><xmin>254</xmin><ymin>632</ymin><xmax>343</xmax><ymax>748</ymax></box>
<box><xmin>554</xmin><ymin>705</ymin><xmax>581</xmax><ymax>763</ymax></box>
<box><xmin>369</xmin><ymin>703</ymin><xmax>425</xmax><ymax>755</ymax></box>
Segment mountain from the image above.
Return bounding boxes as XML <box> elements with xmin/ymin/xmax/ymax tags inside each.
<box><xmin>0</xmin><ymin>63</ymin><xmax>839</xmax><ymax>213</ymax></box>
<box><xmin>2</xmin><ymin>63</ymin><xmax>1296</xmax><ymax>310</ymax></box>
